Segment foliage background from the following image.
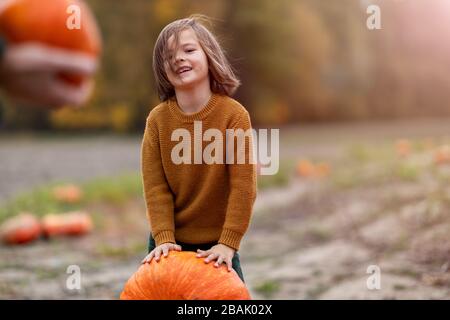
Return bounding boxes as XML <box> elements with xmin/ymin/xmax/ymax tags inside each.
<box><xmin>1</xmin><ymin>0</ymin><xmax>449</xmax><ymax>132</ymax></box>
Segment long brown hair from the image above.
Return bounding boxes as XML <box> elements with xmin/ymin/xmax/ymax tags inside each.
<box><xmin>152</xmin><ymin>14</ymin><xmax>241</xmax><ymax>101</ymax></box>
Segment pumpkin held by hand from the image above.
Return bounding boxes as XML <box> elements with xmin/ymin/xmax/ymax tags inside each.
<box><xmin>0</xmin><ymin>0</ymin><xmax>101</xmax><ymax>86</ymax></box>
<box><xmin>120</xmin><ymin>251</ymin><xmax>251</xmax><ymax>300</ymax></box>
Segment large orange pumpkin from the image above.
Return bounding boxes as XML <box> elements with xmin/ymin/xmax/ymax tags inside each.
<box><xmin>0</xmin><ymin>0</ymin><xmax>101</xmax><ymax>86</ymax></box>
<box><xmin>0</xmin><ymin>213</ymin><xmax>42</xmax><ymax>244</ymax></box>
<box><xmin>41</xmin><ymin>211</ymin><xmax>93</xmax><ymax>237</ymax></box>
<box><xmin>120</xmin><ymin>251</ymin><xmax>251</xmax><ymax>300</ymax></box>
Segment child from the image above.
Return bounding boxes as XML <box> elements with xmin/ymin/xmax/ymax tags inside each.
<box><xmin>141</xmin><ymin>15</ymin><xmax>257</xmax><ymax>283</ymax></box>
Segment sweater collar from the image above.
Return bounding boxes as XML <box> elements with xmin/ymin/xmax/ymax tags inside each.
<box><xmin>167</xmin><ymin>93</ymin><xmax>220</xmax><ymax>123</ymax></box>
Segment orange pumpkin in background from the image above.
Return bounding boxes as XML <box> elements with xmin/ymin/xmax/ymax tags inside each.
<box><xmin>0</xmin><ymin>213</ymin><xmax>42</xmax><ymax>245</ymax></box>
<box><xmin>296</xmin><ymin>159</ymin><xmax>316</xmax><ymax>178</ymax></box>
<box><xmin>120</xmin><ymin>251</ymin><xmax>251</xmax><ymax>300</ymax></box>
<box><xmin>0</xmin><ymin>0</ymin><xmax>102</xmax><ymax>86</ymax></box>
<box><xmin>41</xmin><ymin>211</ymin><xmax>93</xmax><ymax>237</ymax></box>
<box><xmin>434</xmin><ymin>145</ymin><xmax>450</xmax><ymax>165</ymax></box>
<box><xmin>395</xmin><ymin>139</ymin><xmax>412</xmax><ymax>158</ymax></box>
<box><xmin>296</xmin><ymin>159</ymin><xmax>331</xmax><ymax>178</ymax></box>
<box><xmin>315</xmin><ymin>162</ymin><xmax>331</xmax><ymax>178</ymax></box>
<box><xmin>52</xmin><ymin>184</ymin><xmax>83</xmax><ymax>203</ymax></box>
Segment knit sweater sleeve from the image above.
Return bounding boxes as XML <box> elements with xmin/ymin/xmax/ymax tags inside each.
<box><xmin>219</xmin><ymin>111</ymin><xmax>257</xmax><ymax>251</ymax></box>
<box><xmin>141</xmin><ymin>116</ymin><xmax>176</xmax><ymax>246</ymax></box>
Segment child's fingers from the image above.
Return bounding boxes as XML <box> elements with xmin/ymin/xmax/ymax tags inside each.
<box><xmin>141</xmin><ymin>252</ymin><xmax>153</xmax><ymax>264</ymax></box>
<box><xmin>154</xmin><ymin>248</ymin><xmax>161</xmax><ymax>261</ymax></box>
<box><xmin>174</xmin><ymin>244</ymin><xmax>182</xmax><ymax>251</ymax></box>
<box><xmin>214</xmin><ymin>256</ymin><xmax>224</xmax><ymax>267</ymax></box>
<box><xmin>204</xmin><ymin>253</ymin><xmax>218</xmax><ymax>263</ymax></box>
<box><xmin>196</xmin><ymin>249</ymin><xmax>207</xmax><ymax>257</ymax></box>
<box><xmin>226</xmin><ymin>258</ymin><xmax>233</xmax><ymax>272</ymax></box>
<box><xmin>162</xmin><ymin>246</ymin><xmax>169</xmax><ymax>257</ymax></box>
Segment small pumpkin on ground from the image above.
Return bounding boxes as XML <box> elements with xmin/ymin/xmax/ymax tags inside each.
<box><xmin>52</xmin><ymin>184</ymin><xmax>83</xmax><ymax>204</ymax></box>
<box><xmin>315</xmin><ymin>162</ymin><xmax>331</xmax><ymax>178</ymax></box>
<box><xmin>434</xmin><ymin>145</ymin><xmax>450</xmax><ymax>165</ymax></box>
<box><xmin>296</xmin><ymin>159</ymin><xmax>331</xmax><ymax>178</ymax></box>
<box><xmin>396</xmin><ymin>139</ymin><xmax>412</xmax><ymax>158</ymax></box>
<box><xmin>0</xmin><ymin>213</ymin><xmax>42</xmax><ymax>245</ymax></box>
<box><xmin>296</xmin><ymin>159</ymin><xmax>316</xmax><ymax>178</ymax></box>
<box><xmin>41</xmin><ymin>211</ymin><xmax>93</xmax><ymax>237</ymax></box>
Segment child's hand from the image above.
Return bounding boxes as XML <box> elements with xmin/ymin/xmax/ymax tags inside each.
<box><xmin>141</xmin><ymin>242</ymin><xmax>182</xmax><ymax>264</ymax></box>
<box><xmin>196</xmin><ymin>244</ymin><xmax>235</xmax><ymax>272</ymax></box>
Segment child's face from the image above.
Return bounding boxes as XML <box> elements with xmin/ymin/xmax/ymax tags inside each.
<box><xmin>164</xmin><ymin>28</ymin><xmax>209</xmax><ymax>91</ymax></box>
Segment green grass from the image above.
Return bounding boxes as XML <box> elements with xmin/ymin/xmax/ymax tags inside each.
<box><xmin>331</xmin><ymin>169</ymin><xmax>364</xmax><ymax>189</ymax></box>
<box><xmin>302</xmin><ymin>226</ymin><xmax>332</xmax><ymax>244</ymax></box>
<box><xmin>394</xmin><ymin>163</ymin><xmax>420</xmax><ymax>182</ymax></box>
<box><xmin>96</xmin><ymin>241</ymin><xmax>147</xmax><ymax>258</ymax></box>
<box><xmin>1</xmin><ymin>156</ymin><xmax>297</xmax><ymax>225</ymax></box>
<box><xmin>253</xmin><ymin>279</ymin><xmax>281</xmax><ymax>298</ymax></box>
<box><xmin>0</xmin><ymin>159</ymin><xmax>294</xmax><ymax>225</ymax></box>
<box><xmin>347</xmin><ymin>144</ymin><xmax>372</xmax><ymax>164</ymax></box>
<box><xmin>82</xmin><ymin>173</ymin><xmax>142</xmax><ymax>204</ymax></box>
<box><xmin>0</xmin><ymin>173</ymin><xmax>143</xmax><ymax>224</ymax></box>
<box><xmin>393</xmin><ymin>284</ymin><xmax>408</xmax><ymax>291</ymax></box>
<box><xmin>305</xmin><ymin>283</ymin><xmax>329</xmax><ymax>299</ymax></box>
<box><xmin>346</xmin><ymin>142</ymin><xmax>394</xmax><ymax>165</ymax></box>
<box><xmin>257</xmin><ymin>159</ymin><xmax>296</xmax><ymax>190</ymax></box>
<box><xmin>331</xmin><ymin>140</ymin><xmax>435</xmax><ymax>189</ymax></box>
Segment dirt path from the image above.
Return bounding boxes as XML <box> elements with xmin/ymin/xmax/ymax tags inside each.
<box><xmin>1</xmin><ymin>176</ymin><xmax>448</xmax><ymax>299</ymax></box>
<box><xmin>1</xmin><ymin>118</ymin><xmax>450</xmax><ymax>299</ymax></box>
<box><xmin>243</xmin><ymin>178</ymin><xmax>450</xmax><ymax>299</ymax></box>
<box><xmin>0</xmin><ymin>180</ymin><xmax>308</xmax><ymax>299</ymax></box>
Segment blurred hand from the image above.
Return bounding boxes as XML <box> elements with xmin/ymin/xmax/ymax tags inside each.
<box><xmin>0</xmin><ymin>42</ymin><xmax>98</xmax><ymax>108</ymax></box>
<box><xmin>141</xmin><ymin>242</ymin><xmax>182</xmax><ymax>264</ymax></box>
<box><xmin>0</xmin><ymin>1</ymin><xmax>14</xmax><ymax>15</ymax></box>
<box><xmin>196</xmin><ymin>243</ymin><xmax>235</xmax><ymax>272</ymax></box>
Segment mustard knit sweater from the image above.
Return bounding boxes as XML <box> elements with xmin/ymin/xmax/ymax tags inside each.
<box><xmin>141</xmin><ymin>93</ymin><xmax>257</xmax><ymax>251</ymax></box>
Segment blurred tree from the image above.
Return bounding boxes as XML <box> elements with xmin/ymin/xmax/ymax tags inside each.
<box><xmin>1</xmin><ymin>0</ymin><xmax>450</xmax><ymax>132</ymax></box>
